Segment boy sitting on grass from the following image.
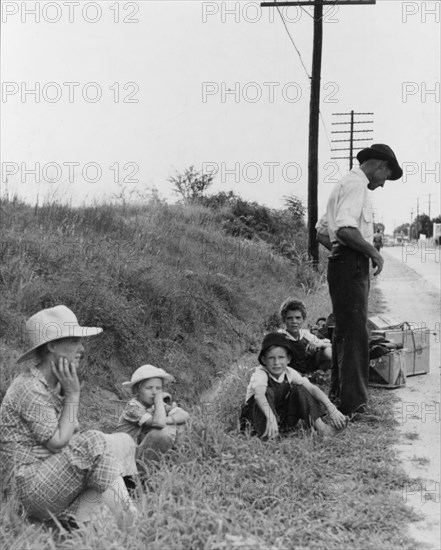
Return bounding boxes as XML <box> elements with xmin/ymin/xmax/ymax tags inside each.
<box><xmin>240</xmin><ymin>333</ymin><xmax>347</xmax><ymax>438</ymax></box>
<box><xmin>115</xmin><ymin>364</ymin><xmax>189</xmax><ymax>461</ymax></box>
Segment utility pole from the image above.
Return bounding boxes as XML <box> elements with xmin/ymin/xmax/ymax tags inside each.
<box><xmin>331</xmin><ymin>111</ymin><xmax>374</xmax><ymax>169</ymax></box>
<box><xmin>422</xmin><ymin>193</ymin><xmax>433</xmax><ymax>237</ymax></box>
<box><xmin>410</xmin><ymin>209</ymin><xmax>414</xmax><ymax>241</ymax></box>
<box><xmin>416</xmin><ymin>197</ymin><xmax>420</xmax><ymax>238</ymax></box>
<box><xmin>260</xmin><ymin>0</ymin><xmax>376</xmax><ymax>266</ymax></box>
<box><xmin>307</xmin><ymin>0</ymin><xmax>323</xmax><ymax>266</ymax></box>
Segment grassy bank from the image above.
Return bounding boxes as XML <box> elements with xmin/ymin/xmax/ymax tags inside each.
<box><xmin>0</xmin><ymin>196</ymin><xmax>325</xmax><ymax>405</ymax></box>
<box><xmin>0</xmin><ymin>197</ymin><xmax>417</xmax><ymax>549</ymax></box>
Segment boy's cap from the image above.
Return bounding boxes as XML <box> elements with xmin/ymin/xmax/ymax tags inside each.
<box><xmin>122</xmin><ymin>364</ymin><xmax>174</xmax><ymax>388</ymax></box>
<box><xmin>258</xmin><ymin>332</ymin><xmax>293</xmax><ymax>366</ymax></box>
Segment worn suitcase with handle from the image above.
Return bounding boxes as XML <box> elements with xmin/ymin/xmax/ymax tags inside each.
<box><xmin>369</xmin><ymin>349</ymin><xmax>407</xmax><ymax>388</ymax></box>
<box><xmin>371</xmin><ymin>322</ymin><xmax>430</xmax><ymax>377</ymax></box>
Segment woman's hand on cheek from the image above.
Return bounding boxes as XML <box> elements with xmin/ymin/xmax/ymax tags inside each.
<box><xmin>51</xmin><ymin>358</ymin><xmax>80</xmax><ymax>397</ymax></box>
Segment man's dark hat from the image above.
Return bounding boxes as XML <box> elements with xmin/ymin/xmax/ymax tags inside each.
<box><xmin>356</xmin><ymin>144</ymin><xmax>403</xmax><ymax>181</ymax></box>
<box><xmin>258</xmin><ymin>332</ymin><xmax>293</xmax><ymax>365</ymax></box>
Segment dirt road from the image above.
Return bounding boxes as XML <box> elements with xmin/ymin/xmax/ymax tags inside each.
<box><xmin>377</xmin><ymin>245</ymin><xmax>440</xmax><ymax>549</ymax></box>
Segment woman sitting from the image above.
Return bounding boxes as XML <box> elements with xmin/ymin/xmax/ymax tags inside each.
<box><xmin>0</xmin><ymin>305</ymin><xmax>138</xmax><ymax>525</ymax></box>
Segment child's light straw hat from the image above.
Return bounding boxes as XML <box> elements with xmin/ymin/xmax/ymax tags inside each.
<box><xmin>123</xmin><ymin>365</ymin><xmax>174</xmax><ymax>387</ymax></box>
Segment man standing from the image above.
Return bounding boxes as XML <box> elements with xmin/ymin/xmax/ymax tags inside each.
<box><xmin>316</xmin><ymin>144</ymin><xmax>403</xmax><ymax>416</ymax></box>
<box><xmin>373</xmin><ymin>229</ymin><xmax>384</xmax><ymax>251</ymax></box>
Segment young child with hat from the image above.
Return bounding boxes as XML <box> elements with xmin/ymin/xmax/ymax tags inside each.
<box><xmin>240</xmin><ymin>333</ymin><xmax>347</xmax><ymax>438</ymax></box>
<box><xmin>115</xmin><ymin>364</ymin><xmax>189</xmax><ymax>462</ymax></box>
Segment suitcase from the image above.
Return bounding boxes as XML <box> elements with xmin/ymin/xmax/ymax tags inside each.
<box><xmin>371</xmin><ymin>324</ymin><xmax>430</xmax><ymax>376</ymax></box>
<box><xmin>369</xmin><ymin>349</ymin><xmax>407</xmax><ymax>388</ymax></box>
<box><xmin>367</xmin><ymin>315</ymin><xmax>401</xmax><ymax>331</ymax></box>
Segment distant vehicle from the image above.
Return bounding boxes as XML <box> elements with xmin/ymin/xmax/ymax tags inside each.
<box><xmin>383</xmin><ymin>235</ymin><xmax>394</xmax><ymax>246</ymax></box>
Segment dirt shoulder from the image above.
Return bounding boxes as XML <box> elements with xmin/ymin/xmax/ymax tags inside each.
<box><xmin>376</xmin><ymin>247</ymin><xmax>440</xmax><ymax>549</ymax></box>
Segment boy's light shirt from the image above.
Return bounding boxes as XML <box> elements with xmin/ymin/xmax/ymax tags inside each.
<box><xmin>245</xmin><ymin>366</ymin><xmax>305</xmax><ymax>402</ymax></box>
<box><xmin>115</xmin><ymin>397</ymin><xmax>189</xmax><ymax>442</ymax></box>
<box><xmin>139</xmin><ymin>408</ymin><xmax>154</xmax><ymax>426</ymax></box>
<box><xmin>278</xmin><ymin>328</ymin><xmax>330</xmax><ymax>346</ymax></box>
<box><xmin>114</xmin><ymin>398</ymin><xmax>153</xmax><ymax>440</ymax></box>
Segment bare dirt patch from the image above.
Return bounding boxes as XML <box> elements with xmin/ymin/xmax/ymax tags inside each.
<box><xmin>376</xmin><ymin>247</ymin><xmax>440</xmax><ymax>549</ymax></box>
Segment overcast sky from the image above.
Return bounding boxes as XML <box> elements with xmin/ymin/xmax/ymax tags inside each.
<box><xmin>1</xmin><ymin>0</ymin><xmax>440</xmax><ymax>232</ymax></box>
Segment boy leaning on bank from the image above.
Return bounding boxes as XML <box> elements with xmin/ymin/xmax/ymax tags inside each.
<box><xmin>277</xmin><ymin>298</ymin><xmax>332</xmax><ymax>376</ymax></box>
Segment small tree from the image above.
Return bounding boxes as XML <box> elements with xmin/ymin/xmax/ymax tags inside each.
<box><xmin>414</xmin><ymin>213</ymin><xmax>431</xmax><ymax>238</ymax></box>
<box><xmin>169</xmin><ymin>166</ymin><xmax>215</xmax><ymax>202</ymax></box>
<box><xmin>283</xmin><ymin>195</ymin><xmax>306</xmax><ymax>221</ymax></box>
<box><xmin>394</xmin><ymin>222</ymin><xmax>409</xmax><ymax>237</ymax></box>
<box><xmin>374</xmin><ymin>222</ymin><xmax>385</xmax><ymax>234</ymax></box>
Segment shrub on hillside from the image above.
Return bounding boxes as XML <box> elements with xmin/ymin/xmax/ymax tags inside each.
<box><xmin>217</xmin><ymin>197</ymin><xmax>308</xmax><ymax>265</ymax></box>
<box><xmin>169</xmin><ymin>166</ymin><xmax>214</xmax><ymax>203</ymax></box>
<box><xmin>199</xmin><ymin>190</ymin><xmax>240</xmax><ymax>210</ymax></box>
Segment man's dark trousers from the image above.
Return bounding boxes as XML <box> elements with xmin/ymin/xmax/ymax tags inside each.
<box><xmin>327</xmin><ymin>245</ymin><xmax>370</xmax><ymax>415</ymax></box>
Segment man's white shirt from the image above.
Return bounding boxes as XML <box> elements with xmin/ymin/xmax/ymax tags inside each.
<box><xmin>316</xmin><ymin>167</ymin><xmax>373</xmax><ymax>244</ymax></box>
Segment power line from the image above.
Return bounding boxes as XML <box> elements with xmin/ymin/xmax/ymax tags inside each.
<box><xmin>275</xmin><ymin>7</ymin><xmax>331</xmax><ymax>149</ymax></box>
<box><xmin>331</xmin><ymin>111</ymin><xmax>374</xmax><ymax>168</ymax></box>
<box><xmin>276</xmin><ymin>7</ymin><xmax>311</xmax><ymax>80</ymax></box>
<box><xmin>319</xmin><ymin>112</ymin><xmax>332</xmax><ymax>149</ymax></box>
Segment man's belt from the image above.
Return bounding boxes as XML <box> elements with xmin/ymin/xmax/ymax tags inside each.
<box><xmin>330</xmin><ymin>242</ymin><xmax>368</xmax><ymax>259</ymax></box>
<box><xmin>331</xmin><ymin>242</ymin><xmax>346</xmax><ymax>252</ymax></box>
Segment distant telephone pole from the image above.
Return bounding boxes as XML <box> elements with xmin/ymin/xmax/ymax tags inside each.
<box><xmin>260</xmin><ymin>0</ymin><xmax>376</xmax><ymax>266</ymax></box>
<box><xmin>422</xmin><ymin>193</ymin><xmax>433</xmax><ymax>237</ymax></box>
<box><xmin>331</xmin><ymin>111</ymin><xmax>374</xmax><ymax>169</ymax></box>
<box><xmin>416</xmin><ymin>197</ymin><xmax>420</xmax><ymax>237</ymax></box>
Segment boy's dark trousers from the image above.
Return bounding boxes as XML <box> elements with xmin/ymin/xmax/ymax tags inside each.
<box><xmin>240</xmin><ymin>377</ymin><xmax>326</xmax><ymax>437</ymax></box>
<box><xmin>327</xmin><ymin>245</ymin><xmax>370</xmax><ymax>415</ymax></box>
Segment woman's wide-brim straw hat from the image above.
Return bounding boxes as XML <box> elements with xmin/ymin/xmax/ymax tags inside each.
<box><xmin>123</xmin><ymin>365</ymin><xmax>174</xmax><ymax>388</ymax></box>
<box><xmin>17</xmin><ymin>305</ymin><xmax>103</xmax><ymax>363</ymax></box>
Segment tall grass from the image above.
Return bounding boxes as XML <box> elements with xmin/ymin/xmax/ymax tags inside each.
<box><xmin>1</xmin><ymin>388</ymin><xmax>417</xmax><ymax>550</ymax></box>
